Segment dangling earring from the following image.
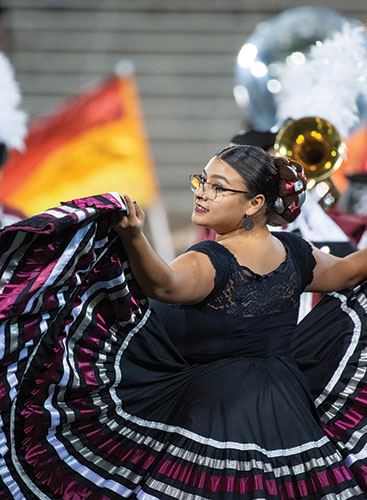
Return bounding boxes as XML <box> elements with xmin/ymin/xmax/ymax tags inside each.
<box><xmin>242</xmin><ymin>214</ymin><xmax>254</xmax><ymax>231</ymax></box>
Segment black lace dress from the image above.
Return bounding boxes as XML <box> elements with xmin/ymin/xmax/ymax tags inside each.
<box><xmin>1</xmin><ymin>195</ymin><xmax>366</xmax><ymax>499</ymax></box>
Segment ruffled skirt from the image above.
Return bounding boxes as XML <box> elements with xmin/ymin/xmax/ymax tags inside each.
<box><xmin>0</xmin><ymin>194</ymin><xmax>366</xmax><ymax>499</ymax></box>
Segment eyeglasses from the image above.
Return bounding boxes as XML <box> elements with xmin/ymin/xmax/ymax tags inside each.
<box><xmin>189</xmin><ymin>174</ymin><xmax>249</xmax><ymax>201</ymax></box>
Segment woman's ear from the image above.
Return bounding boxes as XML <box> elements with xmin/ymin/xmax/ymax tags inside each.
<box><xmin>247</xmin><ymin>194</ymin><xmax>265</xmax><ymax>216</ymax></box>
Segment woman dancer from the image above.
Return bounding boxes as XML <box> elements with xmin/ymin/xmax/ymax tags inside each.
<box><xmin>1</xmin><ymin>145</ymin><xmax>367</xmax><ymax>499</ymax></box>
<box><xmin>112</xmin><ymin>144</ymin><xmax>367</xmax><ymax>499</ymax></box>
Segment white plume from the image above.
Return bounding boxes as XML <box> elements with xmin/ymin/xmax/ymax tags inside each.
<box><xmin>0</xmin><ymin>53</ymin><xmax>28</xmax><ymax>150</ymax></box>
<box><xmin>276</xmin><ymin>24</ymin><xmax>367</xmax><ymax>137</ymax></box>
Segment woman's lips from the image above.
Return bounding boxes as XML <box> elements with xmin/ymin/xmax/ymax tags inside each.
<box><xmin>194</xmin><ymin>203</ymin><xmax>208</xmax><ymax>213</ymax></box>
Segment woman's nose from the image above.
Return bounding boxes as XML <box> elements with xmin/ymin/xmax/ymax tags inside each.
<box><xmin>195</xmin><ymin>184</ymin><xmax>207</xmax><ymax>199</ymax></box>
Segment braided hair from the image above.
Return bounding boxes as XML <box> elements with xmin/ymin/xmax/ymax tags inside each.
<box><xmin>215</xmin><ymin>145</ymin><xmax>307</xmax><ymax>226</ymax></box>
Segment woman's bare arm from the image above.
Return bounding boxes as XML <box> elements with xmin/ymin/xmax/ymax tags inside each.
<box><xmin>113</xmin><ymin>194</ymin><xmax>215</xmax><ymax>304</ymax></box>
<box><xmin>305</xmin><ymin>245</ymin><xmax>367</xmax><ymax>293</ymax></box>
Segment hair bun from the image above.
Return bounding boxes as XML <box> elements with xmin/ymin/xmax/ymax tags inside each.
<box><xmin>269</xmin><ymin>157</ymin><xmax>307</xmax><ymax>226</ymax></box>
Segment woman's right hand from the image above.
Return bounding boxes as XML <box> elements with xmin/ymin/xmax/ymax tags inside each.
<box><xmin>112</xmin><ymin>194</ymin><xmax>145</xmax><ymax>240</ymax></box>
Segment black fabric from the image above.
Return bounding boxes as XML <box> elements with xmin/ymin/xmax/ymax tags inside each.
<box><xmin>275</xmin><ymin>231</ymin><xmax>316</xmax><ymax>290</ymax></box>
<box><xmin>185</xmin><ymin>231</ymin><xmax>316</xmax><ymax>316</ymax></box>
<box><xmin>151</xmin><ymin>300</ymin><xmax>299</xmax><ymax>364</ymax></box>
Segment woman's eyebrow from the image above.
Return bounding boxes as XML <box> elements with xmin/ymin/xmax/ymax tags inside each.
<box><xmin>211</xmin><ymin>174</ymin><xmax>230</xmax><ymax>184</ymax></box>
<box><xmin>202</xmin><ymin>169</ymin><xmax>231</xmax><ymax>185</ymax></box>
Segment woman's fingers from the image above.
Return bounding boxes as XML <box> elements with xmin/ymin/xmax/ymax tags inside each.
<box><xmin>123</xmin><ymin>193</ymin><xmax>135</xmax><ymax>216</ymax></box>
<box><xmin>112</xmin><ymin>194</ymin><xmax>145</xmax><ymax>237</ymax></box>
<box><xmin>121</xmin><ymin>194</ymin><xmax>137</xmax><ymax>222</ymax></box>
<box><xmin>124</xmin><ymin>194</ymin><xmax>145</xmax><ymax>220</ymax></box>
<box><xmin>134</xmin><ymin>200</ymin><xmax>145</xmax><ymax>219</ymax></box>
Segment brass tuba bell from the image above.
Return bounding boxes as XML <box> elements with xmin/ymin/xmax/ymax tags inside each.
<box><xmin>273</xmin><ymin>117</ymin><xmax>346</xmax><ymax>208</ymax></box>
<box><xmin>274</xmin><ymin>117</ymin><xmax>345</xmax><ymax>184</ymax></box>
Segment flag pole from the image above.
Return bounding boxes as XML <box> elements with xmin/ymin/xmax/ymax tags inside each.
<box><xmin>146</xmin><ymin>198</ymin><xmax>175</xmax><ymax>262</ymax></box>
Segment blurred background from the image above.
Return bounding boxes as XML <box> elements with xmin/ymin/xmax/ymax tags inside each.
<box><xmin>0</xmin><ymin>0</ymin><xmax>366</xmax><ymax>258</ymax></box>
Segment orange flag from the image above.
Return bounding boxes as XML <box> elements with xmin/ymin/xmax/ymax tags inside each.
<box><xmin>333</xmin><ymin>124</ymin><xmax>367</xmax><ymax>193</ymax></box>
<box><xmin>0</xmin><ymin>72</ymin><xmax>158</xmax><ymax>215</ymax></box>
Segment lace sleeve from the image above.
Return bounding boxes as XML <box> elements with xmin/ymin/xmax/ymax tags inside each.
<box><xmin>185</xmin><ymin>241</ymin><xmax>231</xmax><ymax>303</ymax></box>
<box><xmin>274</xmin><ymin>231</ymin><xmax>316</xmax><ymax>291</ymax></box>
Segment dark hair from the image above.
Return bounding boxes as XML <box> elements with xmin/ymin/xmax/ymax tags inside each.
<box><xmin>215</xmin><ymin>145</ymin><xmax>306</xmax><ymax>226</ymax></box>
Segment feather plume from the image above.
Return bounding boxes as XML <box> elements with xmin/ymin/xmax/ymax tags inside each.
<box><xmin>276</xmin><ymin>24</ymin><xmax>367</xmax><ymax>137</ymax></box>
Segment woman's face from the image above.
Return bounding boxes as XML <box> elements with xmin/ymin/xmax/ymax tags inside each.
<box><xmin>191</xmin><ymin>157</ymin><xmax>253</xmax><ymax>234</ymax></box>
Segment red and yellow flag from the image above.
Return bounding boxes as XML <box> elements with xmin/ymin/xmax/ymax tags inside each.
<box><xmin>333</xmin><ymin>124</ymin><xmax>367</xmax><ymax>193</ymax></box>
<box><xmin>0</xmin><ymin>73</ymin><xmax>158</xmax><ymax>215</ymax></box>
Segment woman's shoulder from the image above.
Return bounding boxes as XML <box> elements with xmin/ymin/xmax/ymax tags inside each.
<box><xmin>272</xmin><ymin>229</ymin><xmax>311</xmax><ymax>249</ymax></box>
<box><xmin>186</xmin><ymin>239</ymin><xmax>221</xmax><ymax>253</ymax></box>
<box><xmin>185</xmin><ymin>240</ymin><xmax>233</xmax><ymax>303</ymax></box>
<box><xmin>272</xmin><ymin>230</ymin><xmax>316</xmax><ymax>289</ymax></box>
<box><xmin>272</xmin><ymin>230</ymin><xmax>315</xmax><ymax>262</ymax></box>
<box><xmin>185</xmin><ymin>239</ymin><xmax>232</xmax><ymax>270</ymax></box>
